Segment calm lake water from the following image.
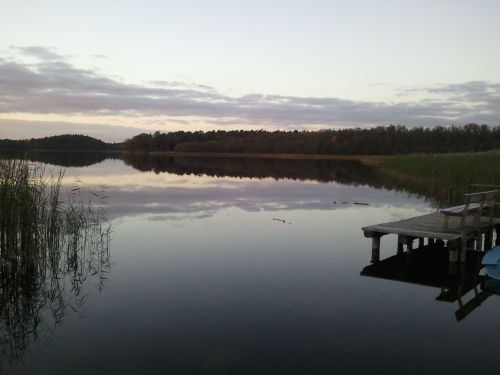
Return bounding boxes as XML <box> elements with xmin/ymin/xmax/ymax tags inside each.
<box><xmin>2</xmin><ymin>154</ymin><xmax>500</xmax><ymax>374</ymax></box>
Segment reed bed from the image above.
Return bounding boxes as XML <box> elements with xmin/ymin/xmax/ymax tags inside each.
<box><xmin>380</xmin><ymin>151</ymin><xmax>500</xmax><ymax>206</ymax></box>
<box><xmin>0</xmin><ymin>159</ymin><xmax>111</xmax><ymax>363</ymax></box>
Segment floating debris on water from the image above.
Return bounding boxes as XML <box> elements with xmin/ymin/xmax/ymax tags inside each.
<box><xmin>333</xmin><ymin>201</ymin><xmax>369</xmax><ymax>206</ymax></box>
<box><xmin>273</xmin><ymin>218</ymin><xmax>292</xmax><ymax>225</ymax></box>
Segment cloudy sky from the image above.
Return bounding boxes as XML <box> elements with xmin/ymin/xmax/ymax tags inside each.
<box><xmin>1</xmin><ymin>0</ymin><xmax>499</xmax><ymax>141</ymax></box>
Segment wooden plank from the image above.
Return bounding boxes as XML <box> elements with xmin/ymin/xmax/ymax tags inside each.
<box><xmin>464</xmin><ymin>190</ymin><xmax>498</xmax><ymax>202</ymax></box>
<box><xmin>440</xmin><ymin>203</ymin><xmax>481</xmax><ymax>215</ymax></box>
<box><xmin>363</xmin><ymin>226</ymin><xmax>460</xmax><ymax>241</ymax></box>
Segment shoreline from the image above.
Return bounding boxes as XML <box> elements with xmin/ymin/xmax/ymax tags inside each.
<box><xmin>149</xmin><ymin>151</ymin><xmax>386</xmax><ymax>164</ymax></box>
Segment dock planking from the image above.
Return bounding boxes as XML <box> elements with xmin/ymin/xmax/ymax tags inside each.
<box><xmin>362</xmin><ymin>211</ymin><xmax>500</xmax><ymax>263</ymax></box>
<box><xmin>363</xmin><ymin>211</ymin><xmax>500</xmax><ymax>241</ymax></box>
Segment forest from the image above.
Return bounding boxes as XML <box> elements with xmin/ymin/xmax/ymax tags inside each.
<box><xmin>0</xmin><ymin>134</ymin><xmax>117</xmax><ymax>151</ymax></box>
<box><xmin>122</xmin><ymin>124</ymin><xmax>500</xmax><ymax>155</ymax></box>
<box><xmin>2</xmin><ymin>124</ymin><xmax>500</xmax><ymax>155</ymax></box>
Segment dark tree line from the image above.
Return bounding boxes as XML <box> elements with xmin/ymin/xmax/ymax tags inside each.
<box><xmin>3</xmin><ymin>124</ymin><xmax>500</xmax><ymax>155</ymax></box>
<box><xmin>123</xmin><ymin>124</ymin><xmax>500</xmax><ymax>155</ymax></box>
<box><xmin>0</xmin><ymin>134</ymin><xmax>118</xmax><ymax>152</ymax></box>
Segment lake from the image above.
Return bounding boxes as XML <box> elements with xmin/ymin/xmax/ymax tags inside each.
<box><xmin>1</xmin><ymin>153</ymin><xmax>500</xmax><ymax>374</ymax></box>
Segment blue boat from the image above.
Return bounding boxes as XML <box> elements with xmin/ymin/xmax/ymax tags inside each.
<box><xmin>481</xmin><ymin>246</ymin><xmax>500</xmax><ymax>289</ymax></box>
<box><xmin>482</xmin><ymin>245</ymin><xmax>500</xmax><ymax>266</ymax></box>
<box><xmin>485</xmin><ymin>265</ymin><xmax>500</xmax><ymax>280</ymax></box>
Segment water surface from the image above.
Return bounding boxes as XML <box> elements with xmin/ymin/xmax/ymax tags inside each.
<box><xmin>2</xmin><ymin>154</ymin><xmax>499</xmax><ymax>374</ymax></box>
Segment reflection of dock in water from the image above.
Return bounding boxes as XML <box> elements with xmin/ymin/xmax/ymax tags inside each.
<box><xmin>361</xmin><ymin>245</ymin><xmax>493</xmax><ymax>321</ymax></box>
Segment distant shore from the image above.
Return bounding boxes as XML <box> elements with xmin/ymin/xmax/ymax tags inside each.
<box><xmin>149</xmin><ymin>151</ymin><xmax>386</xmax><ymax>164</ymax></box>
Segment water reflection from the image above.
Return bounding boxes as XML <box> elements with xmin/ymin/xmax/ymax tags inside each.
<box><xmin>0</xmin><ymin>161</ymin><xmax>111</xmax><ymax>367</ymax></box>
<box><xmin>122</xmin><ymin>153</ymin><xmax>382</xmax><ymax>184</ymax></box>
<box><xmin>0</xmin><ymin>151</ymin><xmax>467</xmax><ymax>208</ymax></box>
<box><xmin>2</xmin><ymin>150</ymin><xmax>382</xmax><ymax>183</ymax></box>
<box><xmin>2</xmin><ymin>153</ymin><xmax>499</xmax><ymax>373</ymax></box>
<box><xmin>361</xmin><ymin>245</ymin><xmax>497</xmax><ymax>321</ymax></box>
<box><xmin>0</xmin><ymin>150</ymin><xmax>119</xmax><ymax>168</ymax></box>
<box><xmin>66</xmin><ymin>167</ymin><xmax>426</xmax><ymax>222</ymax></box>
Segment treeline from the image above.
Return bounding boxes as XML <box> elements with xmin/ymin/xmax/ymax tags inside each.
<box><xmin>123</xmin><ymin>124</ymin><xmax>500</xmax><ymax>155</ymax></box>
<box><xmin>0</xmin><ymin>134</ymin><xmax>118</xmax><ymax>152</ymax></box>
<box><xmin>3</xmin><ymin>124</ymin><xmax>500</xmax><ymax>155</ymax></box>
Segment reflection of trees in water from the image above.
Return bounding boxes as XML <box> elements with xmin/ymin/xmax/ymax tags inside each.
<box><xmin>0</xmin><ymin>160</ymin><xmax>111</xmax><ymax>365</ymax></box>
<box><xmin>124</xmin><ymin>154</ymin><xmax>491</xmax><ymax>208</ymax></box>
<box><xmin>2</xmin><ymin>151</ymin><xmax>488</xmax><ymax>208</ymax></box>
<box><xmin>122</xmin><ymin>154</ymin><xmax>383</xmax><ymax>184</ymax></box>
<box><xmin>0</xmin><ymin>150</ymin><xmax>120</xmax><ymax>168</ymax></box>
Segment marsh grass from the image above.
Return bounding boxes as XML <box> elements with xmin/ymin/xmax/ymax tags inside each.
<box><xmin>380</xmin><ymin>151</ymin><xmax>500</xmax><ymax>206</ymax></box>
<box><xmin>0</xmin><ymin>159</ymin><xmax>111</xmax><ymax>363</ymax></box>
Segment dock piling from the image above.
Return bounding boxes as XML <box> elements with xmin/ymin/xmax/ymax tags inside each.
<box><xmin>371</xmin><ymin>235</ymin><xmax>381</xmax><ymax>263</ymax></box>
<box><xmin>484</xmin><ymin>230</ymin><xmax>493</xmax><ymax>250</ymax></box>
<box><xmin>475</xmin><ymin>234</ymin><xmax>483</xmax><ymax>251</ymax></box>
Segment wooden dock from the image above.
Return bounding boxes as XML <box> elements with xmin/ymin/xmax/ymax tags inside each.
<box><xmin>362</xmin><ymin>211</ymin><xmax>500</xmax><ymax>263</ymax></box>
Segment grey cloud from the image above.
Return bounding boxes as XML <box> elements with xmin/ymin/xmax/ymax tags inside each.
<box><xmin>1</xmin><ymin>46</ymin><xmax>499</xmax><ymax>127</ymax></box>
<box><xmin>149</xmin><ymin>80</ymin><xmax>215</xmax><ymax>91</ymax></box>
<box><xmin>15</xmin><ymin>46</ymin><xmax>65</xmax><ymax>61</ymax></box>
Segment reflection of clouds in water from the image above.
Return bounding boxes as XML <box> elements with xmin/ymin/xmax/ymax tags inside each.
<box><xmin>53</xmin><ymin>159</ymin><xmax>431</xmax><ymax>222</ymax></box>
<box><xmin>61</xmin><ymin>169</ymin><xmax>250</xmax><ymax>190</ymax></box>
<box><xmin>148</xmin><ymin>211</ymin><xmax>215</xmax><ymax>222</ymax></box>
<box><xmin>70</xmin><ymin>178</ymin><xmax>429</xmax><ymax>222</ymax></box>
<box><xmin>388</xmin><ymin>205</ymin><xmax>432</xmax><ymax>220</ymax></box>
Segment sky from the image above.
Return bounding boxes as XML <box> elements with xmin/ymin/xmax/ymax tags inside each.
<box><xmin>1</xmin><ymin>0</ymin><xmax>500</xmax><ymax>141</ymax></box>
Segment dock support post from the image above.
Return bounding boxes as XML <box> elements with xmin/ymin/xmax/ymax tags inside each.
<box><xmin>418</xmin><ymin>237</ymin><xmax>424</xmax><ymax>248</ymax></box>
<box><xmin>397</xmin><ymin>237</ymin><xmax>404</xmax><ymax>255</ymax></box>
<box><xmin>406</xmin><ymin>239</ymin><xmax>414</xmax><ymax>254</ymax></box>
<box><xmin>371</xmin><ymin>235</ymin><xmax>381</xmax><ymax>263</ymax></box>
<box><xmin>397</xmin><ymin>236</ymin><xmax>415</xmax><ymax>255</ymax></box>
<box><xmin>485</xmin><ymin>229</ymin><xmax>493</xmax><ymax>251</ymax></box>
<box><xmin>447</xmin><ymin>239</ymin><xmax>460</xmax><ymax>263</ymax></box>
<box><xmin>459</xmin><ymin>236</ymin><xmax>468</xmax><ymax>263</ymax></box>
<box><xmin>467</xmin><ymin>238</ymin><xmax>475</xmax><ymax>250</ymax></box>
<box><xmin>449</xmin><ymin>248</ymin><xmax>459</xmax><ymax>263</ymax></box>
<box><xmin>428</xmin><ymin>238</ymin><xmax>435</xmax><ymax>245</ymax></box>
<box><xmin>363</xmin><ymin>230</ymin><xmax>386</xmax><ymax>263</ymax></box>
<box><xmin>475</xmin><ymin>234</ymin><xmax>483</xmax><ymax>252</ymax></box>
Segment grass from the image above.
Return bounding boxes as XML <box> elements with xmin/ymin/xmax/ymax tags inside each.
<box><xmin>379</xmin><ymin>151</ymin><xmax>500</xmax><ymax>206</ymax></box>
<box><xmin>0</xmin><ymin>159</ymin><xmax>111</xmax><ymax>363</ymax></box>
